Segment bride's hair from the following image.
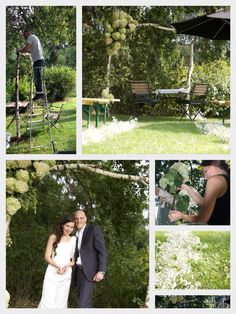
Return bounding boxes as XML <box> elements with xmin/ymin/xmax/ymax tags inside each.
<box><xmin>52</xmin><ymin>214</ymin><xmax>75</xmax><ymax>255</ymax></box>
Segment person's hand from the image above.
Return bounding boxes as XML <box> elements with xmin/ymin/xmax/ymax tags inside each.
<box><xmin>93</xmin><ymin>272</ymin><xmax>104</xmax><ymax>282</ymax></box>
<box><xmin>57</xmin><ymin>267</ymin><xmax>65</xmax><ymax>275</ymax></box>
<box><xmin>168</xmin><ymin>210</ymin><xmax>183</xmax><ymax>222</ymax></box>
<box><xmin>61</xmin><ymin>264</ymin><xmax>70</xmax><ymax>273</ymax></box>
<box><xmin>181</xmin><ymin>184</ymin><xmax>190</xmax><ymax>192</ymax></box>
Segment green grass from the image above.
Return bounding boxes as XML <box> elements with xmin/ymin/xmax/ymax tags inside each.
<box><xmin>6</xmin><ymin>99</ymin><xmax>76</xmax><ymax>154</ymax></box>
<box><xmin>83</xmin><ymin>114</ymin><xmax>230</xmax><ymax>154</ymax></box>
<box><xmin>192</xmin><ymin>231</ymin><xmax>230</xmax><ymax>289</ymax></box>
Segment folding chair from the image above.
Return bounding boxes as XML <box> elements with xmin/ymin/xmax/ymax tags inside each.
<box><xmin>177</xmin><ymin>84</ymin><xmax>209</xmax><ymax>120</ymax></box>
<box><xmin>45</xmin><ymin>103</ymin><xmax>64</xmax><ymax>132</ymax></box>
<box><xmin>130</xmin><ymin>81</ymin><xmax>159</xmax><ymax>117</ymax></box>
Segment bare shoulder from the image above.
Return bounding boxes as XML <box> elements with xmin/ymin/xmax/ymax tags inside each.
<box><xmin>48</xmin><ymin>233</ymin><xmax>57</xmax><ymax>242</ymax></box>
<box><xmin>206</xmin><ymin>175</ymin><xmax>227</xmax><ymax>195</ymax></box>
<box><xmin>207</xmin><ymin>175</ymin><xmax>227</xmax><ymax>186</ymax></box>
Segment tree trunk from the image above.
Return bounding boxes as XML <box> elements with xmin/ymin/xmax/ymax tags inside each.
<box><xmin>105</xmin><ymin>54</ymin><xmax>112</xmax><ymax>91</ymax></box>
<box><xmin>187</xmin><ymin>38</ymin><xmax>195</xmax><ymax>92</ymax></box>
<box><xmin>15</xmin><ymin>54</ymin><xmax>21</xmax><ymax>138</ymax></box>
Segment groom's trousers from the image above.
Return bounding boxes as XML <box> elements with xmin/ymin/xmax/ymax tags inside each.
<box><xmin>76</xmin><ymin>266</ymin><xmax>95</xmax><ymax>308</ymax></box>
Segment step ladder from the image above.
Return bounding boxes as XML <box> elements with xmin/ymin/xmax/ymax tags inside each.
<box><xmin>26</xmin><ymin>66</ymin><xmax>55</xmax><ymax>153</ymax></box>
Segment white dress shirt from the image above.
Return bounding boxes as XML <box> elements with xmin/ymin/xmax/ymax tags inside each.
<box><xmin>75</xmin><ymin>224</ymin><xmax>86</xmax><ymax>265</ymax></box>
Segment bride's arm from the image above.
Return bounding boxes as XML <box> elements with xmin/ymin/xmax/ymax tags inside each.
<box><xmin>44</xmin><ymin>234</ymin><xmax>61</xmax><ymax>270</ymax></box>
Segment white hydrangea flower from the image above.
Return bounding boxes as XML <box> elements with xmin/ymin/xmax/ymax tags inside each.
<box><xmin>33</xmin><ymin>162</ymin><xmax>50</xmax><ymax>179</ymax></box>
<box><xmin>170</xmin><ymin>162</ymin><xmax>189</xmax><ymax>182</ymax></box>
<box><xmin>16</xmin><ymin>169</ymin><xmax>30</xmax><ymax>183</ymax></box>
<box><xmin>6</xmin><ymin>177</ymin><xmax>18</xmax><ymax>194</ymax></box>
<box><xmin>159</xmin><ymin>177</ymin><xmax>168</xmax><ymax>189</ymax></box>
<box><xmin>6</xmin><ymin>197</ymin><xmax>21</xmax><ymax>216</ymax></box>
<box><xmin>14</xmin><ymin>180</ymin><xmax>29</xmax><ymax>194</ymax></box>
<box><xmin>6</xmin><ymin>290</ymin><xmax>10</xmax><ymax>307</ymax></box>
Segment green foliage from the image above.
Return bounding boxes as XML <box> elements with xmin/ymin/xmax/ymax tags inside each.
<box><xmin>156</xmin><ymin>295</ymin><xmax>230</xmax><ymax>308</ymax></box>
<box><xmin>6</xmin><ymin>6</ymin><xmax>76</xmax><ymax>95</ymax></box>
<box><xmin>6</xmin><ymin>75</ymin><xmax>30</xmax><ymax>102</ymax></box>
<box><xmin>192</xmin><ymin>59</ymin><xmax>230</xmax><ymax>117</ymax></box>
<box><xmin>6</xmin><ymin>160</ymin><xmax>149</xmax><ymax>308</ymax></box>
<box><xmin>82</xmin><ymin>6</ymin><xmax>229</xmax><ymax>115</ymax></box>
<box><xmin>44</xmin><ymin>66</ymin><xmax>76</xmax><ymax>101</ymax></box>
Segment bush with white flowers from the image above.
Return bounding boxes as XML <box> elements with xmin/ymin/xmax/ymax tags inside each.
<box><xmin>156</xmin><ymin>232</ymin><xmax>205</xmax><ymax>289</ymax></box>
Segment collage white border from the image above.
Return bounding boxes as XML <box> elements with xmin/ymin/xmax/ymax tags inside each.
<box><xmin>1</xmin><ymin>0</ymin><xmax>235</xmax><ymax>313</ymax></box>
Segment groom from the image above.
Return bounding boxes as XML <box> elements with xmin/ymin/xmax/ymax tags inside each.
<box><xmin>73</xmin><ymin>209</ymin><xmax>107</xmax><ymax>308</ymax></box>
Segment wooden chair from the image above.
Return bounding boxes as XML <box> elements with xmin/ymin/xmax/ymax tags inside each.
<box><xmin>177</xmin><ymin>83</ymin><xmax>209</xmax><ymax>120</ymax></box>
<box><xmin>45</xmin><ymin>103</ymin><xmax>64</xmax><ymax>132</ymax></box>
<box><xmin>130</xmin><ymin>81</ymin><xmax>158</xmax><ymax>117</ymax></box>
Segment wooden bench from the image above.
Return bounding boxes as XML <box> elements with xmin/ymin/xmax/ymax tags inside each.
<box><xmin>82</xmin><ymin>97</ymin><xmax>120</xmax><ymax>128</ymax></box>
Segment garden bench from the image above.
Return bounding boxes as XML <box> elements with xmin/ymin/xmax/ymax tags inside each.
<box><xmin>130</xmin><ymin>81</ymin><xmax>159</xmax><ymax>117</ymax></box>
<box><xmin>82</xmin><ymin>97</ymin><xmax>120</xmax><ymax>128</ymax></box>
<box><xmin>176</xmin><ymin>83</ymin><xmax>209</xmax><ymax>120</ymax></box>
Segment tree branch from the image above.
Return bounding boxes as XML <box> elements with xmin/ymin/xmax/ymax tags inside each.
<box><xmin>53</xmin><ymin>163</ymin><xmax>148</xmax><ymax>185</ymax></box>
<box><xmin>139</xmin><ymin>23</ymin><xmax>176</xmax><ymax>32</ymax></box>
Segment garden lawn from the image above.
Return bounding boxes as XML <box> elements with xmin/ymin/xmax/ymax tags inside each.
<box><xmin>6</xmin><ymin>99</ymin><xmax>76</xmax><ymax>154</ymax></box>
<box><xmin>191</xmin><ymin>231</ymin><xmax>230</xmax><ymax>290</ymax></box>
<box><xmin>82</xmin><ymin>114</ymin><xmax>230</xmax><ymax>154</ymax></box>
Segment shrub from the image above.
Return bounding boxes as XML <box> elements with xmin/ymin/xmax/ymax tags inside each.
<box><xmin>44</xmin><ymin>66</ymin><xmax>76</xmax><ymax>101</ymax></box>
<box><xmin>6</xmin><ymin>75</ymin><xmax>30</xmax><ymax>102</ymax></box>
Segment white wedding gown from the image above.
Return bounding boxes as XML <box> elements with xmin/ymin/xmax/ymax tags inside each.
<box><xmin>38</xmin><ymin>236</ymin><xmax>76</xmax><ymax>308</ymax></box>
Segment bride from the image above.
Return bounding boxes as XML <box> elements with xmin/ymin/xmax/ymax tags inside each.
<box><xmin>38</xmin><ymin>214</ymin><xmax>76</xmax><ymax>308</ymax></box>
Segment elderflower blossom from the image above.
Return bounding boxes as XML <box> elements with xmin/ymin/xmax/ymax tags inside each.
<box><xmin>195</xmin><ymin>122</ymin><xmax>230</xmax><ymax>143</ymax></box>
<box><xmin>33</xmin><ymin>162</ymin><xmax>50</xmax><ymax>179</ymax></box>
<box><xmin>6</xmin><ymin>197</ymin><xmax>21</xmax><ymax>216</ymax></box>
<box><xmin>156</xmin><ymin>232</ymin><xmax>203</xmax><ymax>289</ymax></box>
<box><xmin>16</xmin><ymin>169</ymin><xmax>30</xmax><ymax>183</ymax></box>
<box><xmin>82</xmin><ymin>118</ymin><xmax>138</xmax><ymax>145</ymax></box>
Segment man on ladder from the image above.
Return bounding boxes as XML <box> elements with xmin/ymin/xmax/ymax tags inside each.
<box><xmin>17</xmin><ymin>30</ymin><xmax>55</xmax><ymax>153</ymax></box>
<box><xmin>17</xmin><ymin>30</ymin><xmax>44</xmax><ymax>100</ymax></box>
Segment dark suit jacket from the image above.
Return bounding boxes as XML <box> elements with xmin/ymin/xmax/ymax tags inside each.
<box><xmin>74</xmin><ymin>224</ymin><xmax>107</xmax><ymax>282</ymax></box>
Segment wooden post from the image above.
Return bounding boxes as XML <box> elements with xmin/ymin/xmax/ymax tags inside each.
<box><xmin>187</xmin><ymin>38</ymin><xmax>195</xmax><ymax>92</ymax></box>
<box><xmin>105</xmin><ymin>54</ymin><xmax>112</xmax><ymax>92</ymax></box>
<box><xmin>15</xmin><ymin>53</ymin><xmax>21</xmax><ymax>138</ymax></box>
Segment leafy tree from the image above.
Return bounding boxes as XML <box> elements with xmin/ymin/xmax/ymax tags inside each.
<box><xmin>6</xmin><ymin>160</ymin><xmax>149</xmax><ymax>308</ymax></box>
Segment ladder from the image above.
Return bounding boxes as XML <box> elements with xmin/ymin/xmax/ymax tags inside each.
<box><xmin>26</xmin><ymin>66</ymin><xmax>55</xmax><ymax>153</ymax></box>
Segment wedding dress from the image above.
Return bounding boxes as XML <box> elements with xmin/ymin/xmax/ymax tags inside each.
<box><xmin>38</xmin><ymin>236</ymin><xmax>76</xmax><ymax>308</ymax></box>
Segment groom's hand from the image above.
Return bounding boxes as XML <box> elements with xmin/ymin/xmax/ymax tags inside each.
<box><xmin>93</xmin><ymin>271</ymin><xmax>104</xmax><ymax>282</ymax></box>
